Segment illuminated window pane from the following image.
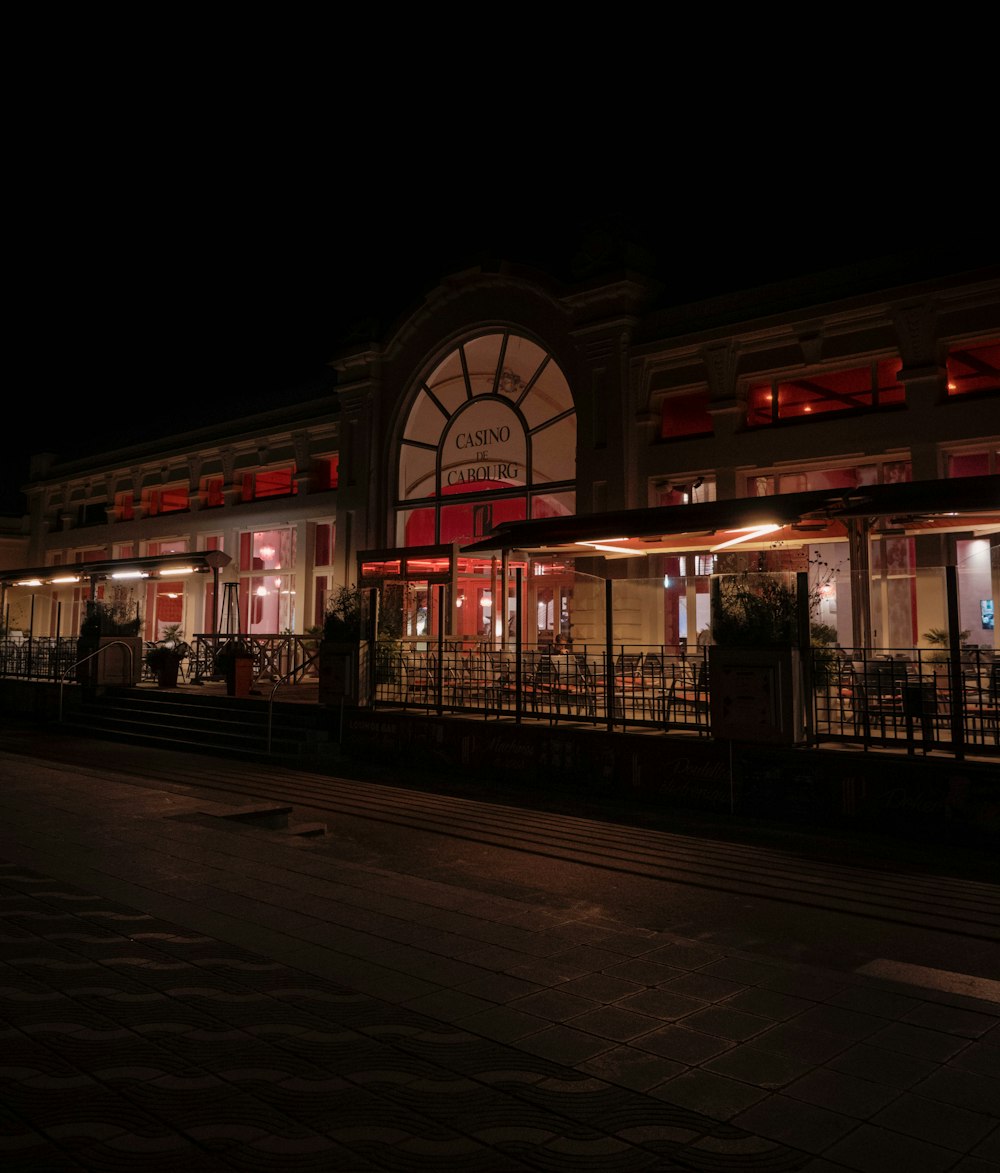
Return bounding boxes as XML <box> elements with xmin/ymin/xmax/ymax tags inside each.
<box><xmin>314</xmin><ymin>454</ymin><xmax>339</xmax><ymax>490</ymax></box>
<box><xmin>875</xmin><ymin>359</ymin><xmax>904</xmax><ymax>404</ymax></box>
<box><xmin>146</xmin><ymin>539</ymin><xmax>188</xmax><ymax>556</ymax></box>
<box><xmin>442</xmin><ymin>401</ymin><xmax>526</xmax><ymax>494</ymax></box>
<box><xmin>250</xmin><ymin>468</ymin><xmax>296</xmax><ymax>499</ymax></box>
<box><xmin>660</xmin><ymin>389</ymin><xmax>713</xmax><ymax>438</ymax></box>
<box><xmin>531</xmin><ymin>492</ymin><xmax>574</xmax><ymax>519</ymax></box>
<box><xmin>531</xmin><ymin>414</ymin><xmax>575</xmax><ymax>484</ymax></box>
<box><xmin>748</xmin><ymin>359</ymin><xmax>904</xmax><ymax>426</ymax></box>
<box><xmin>424</xmin><ymin>348</ymin><xmax>471</xmax><ymax>415</ymax></box>
<box><xmin>397</xmin><ymin>332</ymin><xmax>575</xmax><ymax>545</ymax></box>
<box><xmin>949</xmin><ymin>452</ymin><xmax>991</xmax><ymax>477</ymax></box>
<box><xmin>398</xmin><ymin>443</ymin><xmax>437</xmax><ymax>501</ymax></box>
<box><xmin>947</xmin><ymin>340</ymin><xmax>1000</xmax><ymax>396</ymax></box>
<box><xmin>314</xmin><ymin>522</ymin><xmax>335</xmax><ymax>567</ymax></box>
<box><xmin>201</xmin><ymin>476</ymin><xmax>225</xmax><ymax>507</ymax></box>
<box><xmin>463</xmin><ymin>334</ymin><xmax>506</xmax><ymax>397</ymax></box>
<box><xmin>142</xmin><ymin>485</ymin><xmax>188</xmax><ymax>516</ymax></box>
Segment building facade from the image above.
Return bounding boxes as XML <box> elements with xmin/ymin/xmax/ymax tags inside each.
<box><xmin>9</xmin><ymin>261</ymin><xmax>1000</xmax><ymax>656</ymax></box>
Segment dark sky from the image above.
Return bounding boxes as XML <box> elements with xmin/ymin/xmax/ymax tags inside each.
<box><xmin>5</xmin><ymin>188</ymin><xmax>995</xmax><ymax>515</ymax></box>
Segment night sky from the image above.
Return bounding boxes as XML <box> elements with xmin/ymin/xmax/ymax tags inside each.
<box><xmin>5</xmin><ymin>187</ymin><xmax>995</xmax><ymax>516</ymax></box>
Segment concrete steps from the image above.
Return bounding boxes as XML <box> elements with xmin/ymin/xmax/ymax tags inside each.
<box><xmin>61</xmin><ymin>688</ymin><xmax>336</xmax><ymax>763</ymax></box>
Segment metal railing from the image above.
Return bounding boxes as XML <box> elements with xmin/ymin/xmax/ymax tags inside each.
<box><xmin>190</xmin><ymin>633</ymin><xmax>320</xmax><ymax>686</ymax></box>
<box><xmin>1</xmin><ymin>636</ymin><xmax>79</xmax><ymax>681</ymax></box>
<box><xmin>370</xmin><ymin>643</ymin><xmax>712</xmax><ymax>733</ymax></box>
<box><xmin>57</xmin><ymin>641</ymin><xmax>136</xmax><ymax>721</ymax></box>
<box><xmin>811</xmin><ymin>645</ymin><xmax>999</xmax><ymax>756</ymax></box>
<box><xmin>368</xmin><ymin>641</ymin><xmax>998</xmax><ymax>756</ymax></box>
<box><xmin>4</xmin><ymin>634</ymin><xmax>995</xmax><ymax>758</ymax></box>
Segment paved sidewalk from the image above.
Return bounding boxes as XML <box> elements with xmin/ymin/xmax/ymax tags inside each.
<box><xmin>0</xmin><ymin>747</ymin><xmax>998</xmax><ymax>1171</ymax></box>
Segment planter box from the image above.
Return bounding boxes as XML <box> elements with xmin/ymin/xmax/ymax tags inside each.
<box><xmin>152</xmin><ymin>654</ymin><xmax>182</xmax><ymax>688</ymax></box>
<box><xmin>709</xmin><ymin>645</ymin><xmax>805</xmax><ymax>744</ymax></box>
<box><xmin>319</xmin><ymin>640</ymin><xmax>370</xmax><ymax>706</ymax></box>
<box><xmin>76</xmin><ymin>636</ymin><xmax>142</xmax><ymax>686</ymax></box>
<box><xmin>225</xmin><ymin>653</ymin><xmax>254</xmax><ymax>697</ymax></box>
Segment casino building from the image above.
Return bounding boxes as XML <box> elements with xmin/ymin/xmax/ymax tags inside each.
<box><xmin>6</xmin><ymin>258</ymin><xmax>1000</xmax><ymax>675</ymax></box>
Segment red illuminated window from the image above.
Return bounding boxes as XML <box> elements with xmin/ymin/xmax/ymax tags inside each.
<box><xmin>242</xmin><ymin>467</ymin><xmax>297</xmax><ymax>500</ymax></box>
<box><xmin>654</xmin><ymin>477</ymin><xmax>715</xmax><ymax>507</ymax></box>
<box><xmin>948</xmin><ymin>451</ymin><xmax>993</xmax><ymax>477</ymax></box>
<box><xmin>313</xmin><ymin>455</ymin><xmax>339</xmax><ymax>491</ymax></box>
<box><xmin>946</xmin><ymin>339</ymin><xmax>1000</xmax><ymax>397</ymax></box>
<box><xmin>114</xmin><ymin>491</ymin><xmax>134</xmax><ymax>521</ymax></box>
<box><xmin>74</xmin><ymin>547</ymin><xmax>108</xmax><ymax>563</ymax></box>
<box><xmin>660</xmin><ymin>390</ymin><xmax>713</xmax><ymax>439</ymax></box>
<box><xmin>314</xmin><ymin>522</ymin><xmax>335</xmax><ymax>566</ymax></box>
<box><xmin>143</xmin><ymin>485</ymin><xmax>189</xmax><ymax>515</ymax></box>
<box><xmin>748</xmin><ymin>359</ymin><xmax>904</xmax><ymax>426</ymax></box>
<box><xmin>200</xmin><ymin>476</ymin><xmax>225</xmax><ymax>507</ymax></box>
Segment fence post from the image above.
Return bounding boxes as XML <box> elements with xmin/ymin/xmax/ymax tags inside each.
<box><xmin>946</xmin><ymin>564</ymin><xmax>965</xmax><ymax>760</ymax></box>
<box><xmin>515</xmin><ymin>567</ymin><xmax>522</xmax><ymax>725</ymax></box>
<box><xmin>605</xmin><ymin>579</ymin><xmax>614</xmax><ymax>733</ymax></box>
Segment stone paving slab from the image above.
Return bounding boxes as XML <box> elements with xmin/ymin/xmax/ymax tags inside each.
<box><xmin>0</xmin><ymin>750</ymin><xmax>999</xmax><ymax>1170</ymax></box>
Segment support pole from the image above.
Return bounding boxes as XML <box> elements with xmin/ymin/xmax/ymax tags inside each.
<box><xmin>605</xmin><ymin>579</ymin><xmax>614</xmax><ymax>732</ymax></box>
<box><xmin>797</xmin><ymin>570</ymin><xmax>814</xmax><ymax>744</ymax></box>
<box><xmin>436</xmin><ymin>583</ymin><xmax>445</xmax><ymax>715</ymax></box>
<box><xmin>515</xmin><ymin>567</ymin><xmax>522</xmax><ymax>725</ymax></box>
<box><xmin>946</xmin><ymin>564</ymin><xmax>965</xmax><ymax>760</ymax></box>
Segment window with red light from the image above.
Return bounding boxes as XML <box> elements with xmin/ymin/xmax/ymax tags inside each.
<box><xmin>748</xmin><ymin>461</ymin><xmax>910</xmax><ymax>496</ymax></box>
<box><xmin>946</xmin><ymin>340</ymin><xmax>1000</xmax><ymax>397</ymax></box>
<box><xmin>314</xmin><ymin>455</ymin><xmax>339</xmax><ymax>491</ymax></box>
<box><xmin>660</xmin><ymin>389</ymin><xmax>713</xmax><ymax>439</ymax></box>
<box><xmin>146</xmin><ymin>539</ymin><xmax>188</xmax><ymax>556</ymax></box>
<box><xmin>653</xmin><ymin>477</ymin><xmax>715</xmax><ymax>507</ymax></box>
<box><xmin>314</xmin><ymin>522</ymin><xmax>335</xmax><ymax>567</ymax></box>
<box><xmin>114</xmin><ymin>491</ymin><xmax>134</xmax><ymax>521</ymax></box>
<box><xmin>747</xmin><ymin>359</ymin><xmax>904</xmax><ymax>426</ymax></box>
<box><xmin>143</xmin><ymin>485</ymin><xmax>189</xmax><ymax>515</ymax></box>
<box><xmin>200</xmin><ymin>476</ymin><xmax>225</xmax><ymax>507</ymax></box>
<box><xmin>947</xmin><ymin>451</ymin><xmax>995</xmax><ymax>477</ymax></box>
<box><xmin>242</xmin><ymin>467</ymin><xmax>297</xmax><ymax>500</ymax></box>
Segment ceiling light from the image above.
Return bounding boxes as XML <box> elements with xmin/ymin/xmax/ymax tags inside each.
<box><xmin>711</xmin><ymin>524</ymin><xmax>782</xmax><ymax>552</ymax></box>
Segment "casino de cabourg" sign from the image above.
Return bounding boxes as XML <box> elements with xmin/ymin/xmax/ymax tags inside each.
<box><xmin>446</xmin><ymin>424</ymin><xmax>521</xmax><ymax>486</ymax></box>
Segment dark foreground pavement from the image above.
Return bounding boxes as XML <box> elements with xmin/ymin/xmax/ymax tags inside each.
<box><xmin>0</xmin><ymin>739</ymin><xmax>998</xmax><ymax>1171</ymax></box>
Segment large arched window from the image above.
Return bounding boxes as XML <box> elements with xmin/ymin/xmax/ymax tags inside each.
<box><xmin>396</xmin><ymin>332</ymin><xmax>576</xmax><ymax>546</ymax></box>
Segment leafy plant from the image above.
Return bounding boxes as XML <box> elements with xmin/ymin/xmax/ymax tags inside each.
<box><xmin>323</xmin><ymin>584</ymin><xmax>363</xmax><ymax>642</ymax></box>
<box><xmin>923</xmin><ymin>627</ymin><xmax>969</xmax><ymax>647</ymax></box>
<box><xmin>145</xmin><ymin>644</ymin><xmax>183</xmax><ymax>671</ymax></box>
<box><xmin>712</xmin><ymin>572</ymin><xmax>801</xmax><ymax>647</ymax></box>
<box><xmin>80</xmin><ymin>594</ymin><xmax>142</xmax><ymax>638</ymax></box>
<box><xmin>922</xmin><ymin>626</ymin><xmax>970</xmax><ymax>663</ymax></box>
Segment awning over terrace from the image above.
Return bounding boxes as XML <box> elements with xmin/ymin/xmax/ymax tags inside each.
<box><xmin>462</xmin><ymin>475</ymin><xmax>1000</xmax><ymax>559</ymax></box>
<box><xmin>1</xmin><ymin>550</ymin><xmax>232</xmax><ymax>589</ymax></box>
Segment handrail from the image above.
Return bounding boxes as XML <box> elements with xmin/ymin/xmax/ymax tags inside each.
<box><xmin>58</xmin><ymin>641</ymin><xmax>136</xmax><ymax>722</ymax></box>
<box><xmin>266</xmin><ymin>647</ymin><xmax>320</xmax><ymax>753</ymax></box>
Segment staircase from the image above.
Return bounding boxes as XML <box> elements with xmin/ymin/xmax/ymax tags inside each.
<box><xmin>61</xmin><ymin>687</ymin><xmax>337</xmax><ymax>763</ymax></box>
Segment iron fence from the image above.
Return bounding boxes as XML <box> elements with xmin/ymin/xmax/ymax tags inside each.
<box><xmin>3</xmin><ymin>633</ymin><xmax>995</xmax><ymax>756</ymax></box>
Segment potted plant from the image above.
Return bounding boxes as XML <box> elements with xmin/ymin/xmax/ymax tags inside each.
<box><xmin>318</xmin><ymin>584</ymin><xmax>369</xmax><ymax>706</ymax></box>
<box><xmin>76</xmin><ymin>591</ymin><xmax>143</xmax><ymax>686</ymax></box>
<box><xmin>214</xmin><ymin>639</ymin><xmax>255</xmax><ymax>697</ymax></box>
<box><xmin>708</xmin><ymin>569</ymin><xmax>808</xmax><ymax>744</ymax></box>
<box><xmin>145</xmin><ymin>642</ymin><xmax>184</xmax><ymax>688</ymax></box>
